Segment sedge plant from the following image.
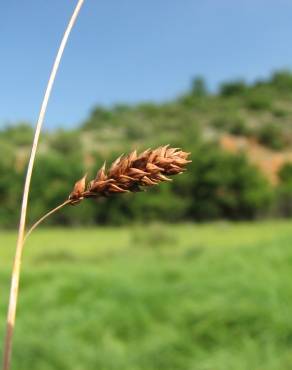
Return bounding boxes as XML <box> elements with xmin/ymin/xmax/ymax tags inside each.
<box><xmin>2</xmin><ymin>1</ymin><xmax>85</xmax><ymax>369</ymax></box>
<box><xmin>2</xmin><ymin>1</ymin><xmax>191</xmax><ymax>370</ymax></box>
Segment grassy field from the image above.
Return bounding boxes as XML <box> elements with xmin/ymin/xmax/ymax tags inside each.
<box><xmin>1</xmin><ymin>221</ymin><xmax>292</xmax><ymax>370</ymax></box>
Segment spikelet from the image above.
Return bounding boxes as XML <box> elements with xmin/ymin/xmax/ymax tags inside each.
<box><xmin>69</xmin><ymin>145</ymin><xmax>191</xmax><ymax>204</ymax></box>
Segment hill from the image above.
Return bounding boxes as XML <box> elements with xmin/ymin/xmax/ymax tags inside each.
<box><xmin>2</xmin><ymin>70</ymin><xmax>292</xmax><ymax>226</ymax></box>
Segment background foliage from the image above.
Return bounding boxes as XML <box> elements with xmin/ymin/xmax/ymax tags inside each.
<box><xmin>2</xmin><ymin>70</ymin><xmax>292</xmax><ymax>227</ymax></box>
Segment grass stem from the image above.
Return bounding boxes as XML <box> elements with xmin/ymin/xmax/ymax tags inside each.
<box><xmin>24</xmin><ymin>200</ymin><xmax>72</xmax><ymax>243</ymax></box>
<box><xmin>2</xmin><ymin>2</ymin><xmax>84</xmax><ymax>369</ymax></box>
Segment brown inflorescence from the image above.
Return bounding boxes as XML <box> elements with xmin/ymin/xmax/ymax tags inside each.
<box><xmin>69</xmin><ymin>145</ymin><xmax>191</xmax><ymax>204</ymax></box>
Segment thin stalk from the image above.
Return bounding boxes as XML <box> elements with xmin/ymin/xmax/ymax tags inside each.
<box><xmin>2</xmin><ymin>1</ymin><xmax>85</xmax><ymax>369</ymax></box>
<box><xmin>24</xmin><ymin>200</ymin><xmax>71</xmax><ymax>243</ymax></box>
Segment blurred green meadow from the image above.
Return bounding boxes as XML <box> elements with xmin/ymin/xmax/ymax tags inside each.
<box><xmin>1</xmin><ymin>222</ymin><xmax>292</xmax><ymax>370</ymax></box>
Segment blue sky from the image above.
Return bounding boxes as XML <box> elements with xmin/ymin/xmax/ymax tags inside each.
<box><xmin>1</xmin><ymin>0</ymin><xmax>292</xmax><ymax>129</ymax></box>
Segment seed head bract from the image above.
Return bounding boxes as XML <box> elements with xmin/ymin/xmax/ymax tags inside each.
<box><xmin>69</xmin><ymin>145</ymin><xmax>191</xmax><ymax>204</ymax></box>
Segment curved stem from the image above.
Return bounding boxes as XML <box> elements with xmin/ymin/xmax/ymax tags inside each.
<box><xmin>24</xmin><ymin>200</ymin><xmax>71</xmax><ymax>243</ymax></box>
<box><xmin>2</xmin><ymin>2</ymin><xmax>85</xmax><ymax>369</ymax></box>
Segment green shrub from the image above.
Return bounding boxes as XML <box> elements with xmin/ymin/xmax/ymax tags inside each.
<box><xmin>219</xmin><ymin>80</ymin><xmax>248</xmax><ymax>97</ymax></box>
<box><xmin>0</xmin><ymin>123</ymin><xmax>33</xmax><ymax>147</ymax></box>
<box><xmin>49</xmin><ymin>130</ymin><xmax>82</xmax><ymax>155</ymax></box>
<box><xmin>245</xmin><ymin>93</ymin><xmax>273</xmax><ymax>111</ymax></box>
<box><xmin>187</xmin><ymin>145</ymin><xmax>272</xmax><ymax>220</ymax></box>
<box><xmin>191</xmin><ymin>76</ymin><xmax>208</xmax><ymax>97</ymax></box>
<box><xmin>276</xmin><ymin>163</ymin><xmax>292</xmax><ymax>217</ymax></box>
<box><xmin>28</xmin><ymin>152</ymin><xmax>86</xmax><ymax>225</ymax></box>
<box><xmin>229</xmin><ymin>120</ymin><xmax>250</xmax><ymax>136</ymax></box>
<box><xmin>211</xmin><ymin>114</ymin><xmax>249</xmax><ymax>136</ymax></box>
<box><xmin>272</xmin><ymin>107</ymin><xmax>289</xmax><ymax>118</ymax></box>
<box><xmin>0</xmin><ymin>162</ymin><xmax>22</xmax><ymax>228</ymax></box>
<box><xmin>256</xmin><ymin>123</ymin><xmax>285</xmax><ymax>150</ymax></box>
<box><xmin>82</xmin><ymin>106</ymin><xmax>114</xmax><ymax>130</ymax></box>
<box><xmin>279</xmin><ymin>163</ymin><xmax>292</xmax><ymax>183</ymax></box>
<box><xmin>270</xmin><ymin>70</ymin><xmax>292</xmax><ymax>91</ymax></box>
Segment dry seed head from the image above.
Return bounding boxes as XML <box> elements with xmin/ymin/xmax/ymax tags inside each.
<box><xmin>69</xmin><ymin>145</ymin><xmax>191</xmax><ymax>204</ymax></box>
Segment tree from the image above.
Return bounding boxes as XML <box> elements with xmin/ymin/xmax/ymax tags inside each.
<box><xmin>220</xmin><ymin>80</ymin><xmax>247</xmax><ymax>97</ymax></box>
<box><xmin>191</xmin><ymin>76</ymin><xmax>208</xmax><ymax>97</ymax></box>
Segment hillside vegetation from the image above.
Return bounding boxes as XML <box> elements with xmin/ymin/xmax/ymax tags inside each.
<box><xmin>2</xmin><ymin>70</ymin><xmax>292</xmax><ymax>227</ymax></box>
